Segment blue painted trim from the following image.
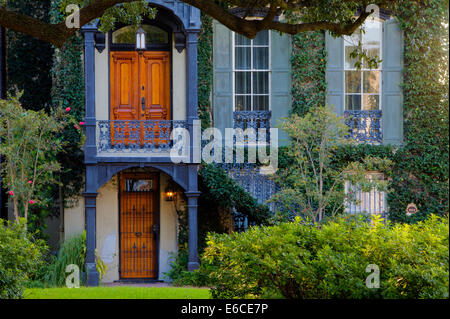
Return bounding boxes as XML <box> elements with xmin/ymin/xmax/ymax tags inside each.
<box><xmin>81</xmin><ymin>0</ymin><xmax>201</xmax><ymax>32</ymax></box>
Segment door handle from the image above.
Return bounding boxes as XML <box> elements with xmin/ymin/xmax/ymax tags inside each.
<box><xmin>141</xmin><ymin>97</ymin><xmax>145</xmax><ymax>111</ymax></box>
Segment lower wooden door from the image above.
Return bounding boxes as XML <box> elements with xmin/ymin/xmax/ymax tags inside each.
<box><xmin>119</xmin><ymin>173</ymin><xmax>158</xmax><ymax>279</ymax></box>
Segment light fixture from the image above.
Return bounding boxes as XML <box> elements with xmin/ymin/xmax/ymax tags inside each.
<box><xmin>165</xmin><ymin>185</ymin><xmax>175</xmax><ymax>202</ymax></box>
<box><xmin>136</xmin><ymin>26</ymin><xmax>146</xmax><ymax>50</ymax></box>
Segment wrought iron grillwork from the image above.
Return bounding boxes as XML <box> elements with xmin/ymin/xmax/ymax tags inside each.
<box><xmin>233</xmin><ymin>111</ymin><xmax>271</xmax><ymax>143</ymax></box>
<box><xmin>223</xmin><ymin>164</ymin><xmax>278</xmax><ymax>211</ymax></box>
<box><xmin>97</xmin><ymin>120</ymin><xmax>188</xmax><ymax>152</ymax></box>
<box><xmin>344</xmin><ymin>110</ymin><xmax>382</xmax><ymax>143</ymax></box>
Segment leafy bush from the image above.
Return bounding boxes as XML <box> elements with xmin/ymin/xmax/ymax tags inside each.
<box><xmin>164</xmin><ymin>244</ymin><xmax>216</xmax><ymax>287</ymax></box>
<box><xmin>272</xmin><ymin>106</ymin><xmax>392</xmax><ymax>224</ymax></box>
<box><xmin>33</xmin><ymin>231</ymin><xmax>86</xmax><ymax>287</ymax></box>
<box><xmin>203</xmin><ymin>215</ymin><xmax>449</xmax><ymax>299</ymax></box>
<box><xmin>0</xmin><ymin>220</ymin><xmax>46</xmax><ymax>298</ymax></box>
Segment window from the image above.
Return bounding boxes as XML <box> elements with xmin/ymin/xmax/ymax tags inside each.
<box><xmin>345</xmin><ymin>173</ymin><xmax>386</xmax><ymax>215</ymax></box>
<box><xmin>112</xmin><ymin>25</ymin><xmax>169</xmax><ymax>45</ymax></box>
<box><xmin>344</xmin><ymin>19</ymin><xmax>382</xmax><ymax>111</ymax></box>
<box><xmin>233</xmin><ymin>31</ymin><xmax>270</xmax><ymax>111</ymax></box>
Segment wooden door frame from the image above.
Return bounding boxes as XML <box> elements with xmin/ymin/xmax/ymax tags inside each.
<box><xmin>118</xmin><ymin>172</ymin><xmax>160</xmax><ymax>280</ymax></box>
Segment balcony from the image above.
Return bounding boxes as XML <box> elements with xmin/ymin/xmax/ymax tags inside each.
<box><xmin>344</xmin><ymin>110</ymin><xmax>382</xmax><ymax>144</ymax></box>
<box><xmin>233</xmin><ymin>111</ymin><xmax>271</xmax><ymax>143</ymax></box>
<box><xmin>97</xmin><ymin>120</ymin><xmax>188</xmax><ymax>155</ymax></box>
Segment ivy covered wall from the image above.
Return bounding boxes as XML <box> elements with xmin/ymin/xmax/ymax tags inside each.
<box><xmin>290</xmin><ymin>31</ymin><xmax>327</xmax><ymax>117</ymax></box>
<box><xmin>389</xmin><ymin>1</ymin><xmax>449</xmax><ymax>221</ymax></box>
<box><xmin>49</xmin><ymin>0</ymin><xmax>85</xmax><ymax>208</ymax></box>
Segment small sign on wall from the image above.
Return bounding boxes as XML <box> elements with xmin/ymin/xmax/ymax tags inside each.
<box><xmin>406</xmin><ymin>203</ymin><xmax>418</xmax><ymax>216</ymax></box>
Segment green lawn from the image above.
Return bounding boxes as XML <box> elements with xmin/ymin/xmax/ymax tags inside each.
<box><xmin>24</xmin><ymin>286</ymin><xmax>211</xmax><ymax>299</ymax></box>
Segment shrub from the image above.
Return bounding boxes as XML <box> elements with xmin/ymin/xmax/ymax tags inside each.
<box><xmin>0</xmin><ymin>220</ymin><xmax>47</xmax><ymax>298</ymax></box>
<box><xmin>164</xmin><ymin>244</ymin><xmax>216</xmax><ymax>287</ymax></box>
<box><xmin>203</xmin><ymin>215</ymin><xmax>449</xmax><ymax>299</ymax></box>
<box><xmin>272</xmin><ymin>106</ymin><xmax>392</xmax><ymax>224</ymax></box>
<box><xmin>33</xmin><ymin>231</ymin><xmax>86</xmax><ymax>287</ymax></box>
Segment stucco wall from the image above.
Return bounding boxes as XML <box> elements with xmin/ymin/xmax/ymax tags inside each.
<box><xmin>64</xmin><ymin>197</ymin><xmax>85</xmax><ymax>241</ymax></box>
<box><xmin>96</xmin><ymin>176</ymin><xmax>120</xmax><ymax>283</ymax></box>
<box><xmin>158</xmin><ymin>173</ymin><xmax>179</xmax><ymax>279</ymax></box>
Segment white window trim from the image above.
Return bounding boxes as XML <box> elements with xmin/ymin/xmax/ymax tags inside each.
<box><xmin>232</xmin><ymin>31</ymin><xmax>272</xmax><ymax>112</ymax></box>
<box><xmin>343</xmin><ymin>19</ymin><xmax>383</xmax><ymax>112</ymax></box>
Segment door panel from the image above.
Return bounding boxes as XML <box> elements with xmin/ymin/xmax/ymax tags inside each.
<box><xmin>110</xmin><ymin>51</ymin><xmax>171</xmax><ymax>147</ymax></box>
<box><xmin>141</xmin><ymin>51</ymin><xmax>171</xmax><ymax>121</ymax></box>
<box><xmin>110</xmin><ymin>52</ymin><xmax>139</xmax><ymax>121</ymax></box>
<box><xmin>119</xmin><ymin>173</ymin><xmax>158</xmax><ymax>279</ymax></box>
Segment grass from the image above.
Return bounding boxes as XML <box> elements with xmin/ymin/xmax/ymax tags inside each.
<box><xmin>24</xmin><ymin>286</ymin><xmax>211</xmax><ymax>299</ymax></box>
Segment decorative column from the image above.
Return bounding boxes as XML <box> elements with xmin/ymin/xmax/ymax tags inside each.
<box><xmin>185</xmin><ymin>30</ymin><xmax>201</xmax><ymax>271</ymax></box>
<box><xmin>186</xmin><ymin>167</ymin><xmax>201</xmax><ymax>271</ymax></box>
<box><xmin>82</xmin><ymin>26</ymin><xmax>99</xmax><ymax>286</ymax></box>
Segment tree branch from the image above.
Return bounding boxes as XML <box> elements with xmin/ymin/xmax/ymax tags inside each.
<box><xmin>0</xmin><ymin>0</ymin><xmax>378</xmax><ymax>47</ymax></box>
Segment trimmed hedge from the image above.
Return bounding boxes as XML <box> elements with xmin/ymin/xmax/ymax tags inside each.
<box><xmin>203</xmin><ymin>215</ymin><xmax>449</xmax><ymax>299</ymax></box>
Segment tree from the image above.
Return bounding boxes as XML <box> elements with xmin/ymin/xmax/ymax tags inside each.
<box><xmin>271</xmin><ymin>106</ymin><xmax>392</xmax><ymax>224</ymax></box>
<box><xmin>0</xmin><ymin>94</ymin><xmax>81</xmax><ymax>227</ymax></box>
<box><xmin>0</xmin><ymin>0</ymin><xmax>400</xmax><ymax>48</ymax></box>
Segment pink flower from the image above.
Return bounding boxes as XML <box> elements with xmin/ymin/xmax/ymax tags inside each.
<box><xmin>29</xmin><ymin>200</ymin><xmax>35</xmax><ymax>205</ymax></box>
<box><xmin>79</xmin><ymin>121</ymin><xmax>85</xmax><ymax>126</ymax></box>
<box><xmin>9</xmin><ymin>191</ymin><xmax>14</xmax><ymax>196</ymax></box>
<box><xmin>28</xmin><ymin>180</ymin><xmax>33</xmax><ymax>184</ymax></box>
<box><xmin>65</xmin><ymin>107</ymin><xmax>71</xmax><ymax>112</ymax></box>
<box><xmin>74</xmin><ymin>124</ymin><xmax>80</xmax><ymax>130</ymax></box>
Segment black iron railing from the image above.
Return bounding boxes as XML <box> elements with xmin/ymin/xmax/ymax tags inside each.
<box><xmin>344</xmin><ymin>110</ymin><xmax>382</xmax><ymax>143</ymax></box>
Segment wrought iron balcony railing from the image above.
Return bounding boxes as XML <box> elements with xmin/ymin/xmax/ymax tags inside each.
<box><xmin>97</xmin><ymin>120</ymin><xmax>188</xmax><ymax>153</ymax></box>
<box><xmin>344</xmin><ymin>110</ymin><xmax>382</xmax><ymax>144</ymax></box>
<box><xmin>233</xmin><ymin>111</ymin><xmax>271</xmax><ymax>143</ymax></box>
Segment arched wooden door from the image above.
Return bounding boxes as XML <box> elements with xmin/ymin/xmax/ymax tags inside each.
<box><xmin>119</xmin><ymin>173</ymin><xmax>159</xmax><ymax>279</ymax></box>
<box><xmin>110</xmin><ymin>51</ymin><xmax>170</xmax><ymax>146</ymax></box>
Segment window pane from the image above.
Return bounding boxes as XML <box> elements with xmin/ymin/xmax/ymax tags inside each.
<box><xmin>363</xmin><ymin>47</ymin><xmax>381</xmax><ymax>69</ymax></box>
<box><xmin>345</xmin><ymin>71</ymin><xmax>361</xmax><ymax>93</ymax></box>
<box><xmin>125</xmin><ymin>179</ymin><xmax>153</xmax><ymax>192</ymax></box>
<box><xmin>235</xmin><ymin>95</ymin><xmax>251</xmax><ymax>111</ymax></box>
<box><xmin>363</xmin><ymin>71</ymin><xmax>380</xmax><ymax>93</ymax></box>
<box><xmin>112</xmin><ymin>25</ymin><xmax>168</xmax><ymax>45</ymax></box>
<box><xmin>253</xmin><ymin>96</ymin><xmax>269</xmax><ymax>111</ymax></box>
<box><xmin>346</xmin><ymin>95</ymin><xmax>361</xmax><ymax>110</ymax></box>
<box><xmin>363</xmin><ymin>95</ymin><xmax>379</xmax><ymax>110</ymax></box>
<box><xmin>362</xmin><ymin>20</ymin><xmax>381</xmax><ymax>47</ymax></box>
<box><xmin>254</xmin><ymin>31</ymin><xmax>269</xmax><ymax>45</ymax></box>
<box><xmin>143</xmin><ymin>25</ymin><xmax>168</xmax><ymax>44</ymax></box>
<box><xmin>235</xmin><ymin>72</ymin><xmax>251</xmax><ymax>94</ymax></box>
<box><xmin>253</xmin><ymin>47</ymin><xmax>269</xmax><ymax>69</ymax></box>
<box><xmin>112</xmin><ymin>26</ymin><xmax>136</xmax><ymax>44</ymax></box>
<box><xmin>345</xmin><ymin>29</ymin><xmax>362</xmax><ymax>46</ymax></box>
<box><xmin>235</xmin><ymin>47</ymin><xmax>251</xmax><ymax>70</ymax></box>
<box><xmin>253</xmin><ymin>72</ymin><xmax>269</xmax><ymax>94</ymax></box>
<box><xmin>345</xmin><ymin>46</ymin><xmax>360</xmax><ymax>69</ymax></box>
<box><xmin>236</xmin><ymin>34</ymin><xmax>251</xmax><ymax>45</ymax></box>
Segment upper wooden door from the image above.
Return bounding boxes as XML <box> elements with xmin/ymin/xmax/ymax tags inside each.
<box><xmin>110</xmin><ymin>51</ymin><xmax>170</xmax><ymax>121</ymax></box>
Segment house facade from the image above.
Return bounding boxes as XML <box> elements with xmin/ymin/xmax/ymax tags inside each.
<box><xmin>63</xmin><ymin>0</ymin><xmax>404</xmax><ymax>285</ymax></box>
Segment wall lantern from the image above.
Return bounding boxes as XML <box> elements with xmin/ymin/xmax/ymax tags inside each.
<box><xmin>165</xmin><ymin>185</ymin><xmax>175</xmax><ymax>202</ymax></box>
<box><xmin>136</xmin><ymin>26</ymin><xmax>146</xmax><ymax>50</ymax></box>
